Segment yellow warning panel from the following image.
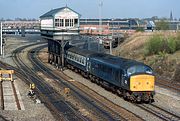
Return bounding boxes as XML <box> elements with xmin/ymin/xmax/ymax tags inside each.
<box><xmin>0</xmin><ymin>70</ymin><xmax>14</xmax><ymax>81</ymax></box>
<box><xmin>0</xmin><ymin>70</ymin><xmax>14</xmax><ymax>74</ymax></box>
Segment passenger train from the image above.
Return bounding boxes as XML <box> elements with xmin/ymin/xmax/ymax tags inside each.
<box><xmin>64</xmin><ymin>45</ymin><xmax>155</xmax><ymax>103</ymax></box>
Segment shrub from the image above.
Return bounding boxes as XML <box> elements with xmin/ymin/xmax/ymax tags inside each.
<box><xmin>155</xmin><ymin>20</ymin><xmax>169</xmax><ymax>30</ymax></box>
<box><xmin>176</xmin><ymin>32</ymin><xmax>180</xmax><ymax>50</ymax></box>
<box><xmin>146</xmin><ymin>34</ymin><xmax>162</xmax><ymax>55</ymax></box>
<box><xmin>146</xmin><ymin>34</ymin><xmax>178</xmax><ymax>55</ymax></box>
<box><xmin>136</xmin><ymin>27</ymin><xmax>144</xmax><ymax>32</ymax></box>
<box><xmin>167</xmin><ymin>37</ymin><xmax>176</xmax><ymax>53</ymax></box>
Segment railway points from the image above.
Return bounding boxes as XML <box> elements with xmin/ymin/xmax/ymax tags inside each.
<box><xmin>37</xmin><ymin>43</ymin><xmax>180</xmax><ymax>121</ymax></box>
<box><xmin>0</xmin><ymin>29</ymin><xmax>180</xmax><ymax>121</ymax></box>
<box><xmin>0</xmin><ymin>36</ymin><xmax>55</xmax><ymax>121</ymax></box>
<box><xmin>0</xmin><ymin>3</ymin><xmax>180</xmax><ymax>121</ymax></box>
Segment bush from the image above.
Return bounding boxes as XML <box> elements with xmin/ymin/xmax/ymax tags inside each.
<box><xmin>136</xmin><ymin>27</ymin><xmax>144</xmax><ymax>32</ymax></box>
<box><xmin>146</xmin><ymin>34</ymin><xmax>162</xmax><ymax>55</ymax></box>
<box><xmin>176</xmin><ymin>32</ymin><xmax>180</xmax><ymax>50</ymax></box>
<box><xmin>167</xmin><ymin>37</ymin><xmax>176</xmax><ymax>53</ymax></box>
<box><xmin>155</xmin><ymin>20</ymin><xmax>169</xmax><ymax>30</ymax></box>
<box><xmin>146</xmin><ymin>34</ymin><xmax>179</xmax><ymax>55</ymax></box>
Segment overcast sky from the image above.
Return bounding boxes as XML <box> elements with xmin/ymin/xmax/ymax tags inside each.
<box><xmin>0</xmin><ymin>0</ymin><xmax>179</xmax><ymax>19</ymax></box>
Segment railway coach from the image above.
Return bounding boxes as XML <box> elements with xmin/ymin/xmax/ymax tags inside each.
<box><xmin>64</xmin><ymin>45</ymin><xmax>155</xmax><ymax>103</ymax></box>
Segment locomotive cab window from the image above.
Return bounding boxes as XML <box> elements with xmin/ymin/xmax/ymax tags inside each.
<box><xmin>127</xmin><ymin>65</ymin><xmax>153</xmax><ymax>76</ymax></box>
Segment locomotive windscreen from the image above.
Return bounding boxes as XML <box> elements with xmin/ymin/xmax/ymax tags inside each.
<box><xmin>127</xmin><ymin>65</ymin><xmax>153</xmax><ymax>76</ymax></box>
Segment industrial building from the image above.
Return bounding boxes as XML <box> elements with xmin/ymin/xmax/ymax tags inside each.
<box><xmin>80</xmin><ymin>19</ymin><xmax>140</xmax><ymax>35</ymax></box>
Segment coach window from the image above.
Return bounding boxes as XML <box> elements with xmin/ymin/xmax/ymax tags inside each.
<box><xmin>80</xmin><ymin>57</ymin><xmax>82</xmax><ymax>63</ymax></box>
<box><xmin>82</xmin><ymin>58</ymin><xmax>84</xmax><ymax>64</ymax></box>
<box><xmin>84</xmin><ymin>58</ymin><xmax>86</xmax><ymax>64</ymax></box>
<box><xmin>70</xmin><ymin>54</ymin><xmax>72</xmax><ymax>59</ymax></box>
<box><xmin>68</xmin><ymin>54</ymin><xmax>71</xmax><ymax>59</ymax></box>
<box><xmin>74</xmin><ymin>55</ymin><xmax>77</xmax><ymax>61</ymax></box>
<box><xmin>78</xmin><ymin>57</ymin><xmax>81</xmax><ymax>62</ymax></box>
<box><xmin>77</xmin><ymin>56</ymin><xmax>79</xmax><ymax>62</ymax></box>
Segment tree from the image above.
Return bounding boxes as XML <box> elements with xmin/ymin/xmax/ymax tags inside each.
<box><xmin>155</xmin><ymin>20</ymin><xmax>169</xmax><ymax>30</ymax></box>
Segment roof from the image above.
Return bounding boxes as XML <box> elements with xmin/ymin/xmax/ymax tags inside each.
<box><xmin>40</xmin><ymin>6</ymin><xmax>81</xmax><ymax>18</ymax></box>
<box><xmin>91</xmin><ymin>53</ymin><xmax>147</xmax><ymax>70</ymax></box>
<box><xmin>65</xmin><ymin>45</ymin><xmax>150</xmax><ymax>70</ymax></box>
<box><xmin>66</xmin><ymin>46</ymin><xmax>96</xmax><ymax>57</ymax></box>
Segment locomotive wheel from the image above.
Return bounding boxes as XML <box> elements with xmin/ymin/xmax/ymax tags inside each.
<box><xmin>143</xmin><ymin>94</ymin><xmax>150</xmax><ymax>103</ymax></box>
<box><xmin>116</xmin><ymin>89</ymin><xmax>122</xmax><ymax>96</ymax></box>
<box><xmin>129</xmin><ymin>94</ymin><xmax>136</xmax><ymax>102</ymax></box>
<box><xmin>75</xmin><ymin>69</ymin><xmax>78</xmax><ymax>73</ymax></box>
<box><xmin>123</xmin><ymin>91</ymin><xmax>128</xmax><ymax>100</ymax></box>
<box><xmin>136</xmin><ymin>96</ymin><xmax>141</xmax><ymax>103</ymax></box>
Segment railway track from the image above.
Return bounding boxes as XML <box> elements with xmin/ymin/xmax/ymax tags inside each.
<box><xmin>29</xmin><ymin>45</ymin><xmax>131</xmax><ymax>120</ymax></box>
<box><xmin>1</xmin><ymin>41</ymin><xmax>179</xmax><ymax>121</ymax></box>
<box><xmin>31</xmin><ymin>45</ymin><xmax>146</xmax><ymax>120</ymax></box>
<box><xmin>11</xmin><ymin>43</ymin><xmax>89</xmax><ymax>121</ymax></box>
<box><xmin>35</xmin><ymin>45</ymin><xmax>180</xmax><ymax>121</ymax></box>
<box><xmin>156</xmin><ymin>79</ymin><xmax>180</xmax><ymax>92</ymax></box>
<box><xmin>0</xmin><ymin>62</ymin><xmax>24</xmax><ymax>111</ymax></box>
<box><xmin>0</xmin><ymin>80</ymin><xmax>21</xmax><ymax>110</ymax></box>
<box><xmin>136</xmin><ymin>103</ymin><xmax>180</xmax><ymax>121</ymax></box>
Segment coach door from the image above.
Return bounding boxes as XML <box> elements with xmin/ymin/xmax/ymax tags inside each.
<box><xmin>121</xmin><ymin>70</ymin><xmax>126</xmax><ymax>87</ymax></box>
<box><xmin>86</xmin><ymin>58</ymin><xmax>91</xmax><ymax>72</ymax></box>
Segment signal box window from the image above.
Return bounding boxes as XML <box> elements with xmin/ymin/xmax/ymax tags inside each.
<box><xmin>74</xmin><ymin>19</ymin><xmax>78</xmax><ymax>24</ymax></box>
<box><xmin>55</xmin><ymin>19</ymin><xmax>59</xmax><ymax>27</ymax></box>
<box><xmin>55</xmin><ymin>19</ymin><xmax>64</xmax><ymax>27</ymax></box>
<box><xmin>60</xmin><ymin>19</ymin><xmax>64</xmax><ymax>27</ymax></box>
<box><xmin>65</xmin><ymin>19</ymin><xmax>69</xmax><ymax>27</ymax></box>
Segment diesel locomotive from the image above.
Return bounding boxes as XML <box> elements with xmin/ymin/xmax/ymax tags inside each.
<box><xmin>64</xmin><ymin>45</ymin><xmax>155</xmax><ymax>102</ymax></box>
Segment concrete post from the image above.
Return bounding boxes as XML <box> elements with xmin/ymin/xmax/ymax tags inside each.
<box><xmin>58</xmin><ymin>56</ymin><xmax>61</xmax><ymax>67</ymax></box>
<box><xmin>61</xmin><ymin>38</ymin><xmax>64</xmax><ymax>68</ymax></box>
<box><xmin>0</xmin><ymin>22</ymin><xmax>2</xmax><ymax>55</ymax></box>
<box><xmin>110</xmin><ymin>39</ymin><xmax>112</xmax><ymax>55</ymax></box>
<box><xmin>2</xmin><ymin>44</ymin><xmax>4</xmax><ymax>58</ymax></box>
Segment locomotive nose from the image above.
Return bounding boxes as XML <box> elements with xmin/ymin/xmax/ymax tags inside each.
<box><xmin>130</xmin><ymin>75</ymin><xmax>155</xmax><ymax>91</ymax></box>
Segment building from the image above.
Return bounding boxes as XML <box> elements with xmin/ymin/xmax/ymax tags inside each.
<box><xmin>170</xmin><ymin>11</ymin><xmax>173</xmax><ymax>21</ymax></box>
<box><xmin>1</xmin><ymin>20</ymin><xmax>39</xmax><ymax>29</ymax></box>
<box><xmin>40</xmin><ymin>6</ymin><xmax>81</xmax><ymax>68</ymax></box>
<box><xmin>40</xmin><ymin>6</ymin><xmax>81</xmax><ymax>40</ymax></box>
<box><xmin>80</xmin><ymin>19</ymin><xmax>140</xmax><ymax>35</ymax></box>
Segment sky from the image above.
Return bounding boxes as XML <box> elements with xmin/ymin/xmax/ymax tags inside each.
<box><xmin>0</xmin><ymin>0</ymin><xmax>180</xmax><ymax>19</ymax></box>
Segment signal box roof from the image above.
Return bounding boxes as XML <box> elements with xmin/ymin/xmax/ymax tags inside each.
<box><xmin>40</xmin><ymin>6</ymin><xmax>81</xmax><ymax>18</ymax></box>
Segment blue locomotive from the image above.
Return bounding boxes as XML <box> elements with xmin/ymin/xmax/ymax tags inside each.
<box><xmin>65</xmin><ymin>45</ymin><xmax>155</xmax><ymax>102</ymax></box>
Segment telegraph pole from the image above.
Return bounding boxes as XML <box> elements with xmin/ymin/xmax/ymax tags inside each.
<box><xmin>61</xmin><ymin>32</ymin><xmax>64</xmax><ymax>69</ymax></box>
<box><xmin>98</xmin><ymin>0</ymin><xmax>103</xmax><ymax>52</ymax></box>
<box><xmin>110</xmin><ymin>19</ymin><xmax>114</xmax><ymax>55</ymax></box>
<box><xmin>0</xmin><ymin>22</ymin><xmax>2</xmax><ymax>55</ymax></box>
